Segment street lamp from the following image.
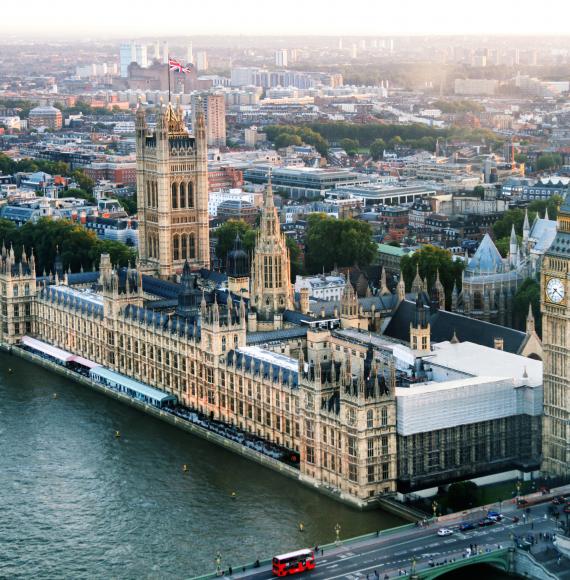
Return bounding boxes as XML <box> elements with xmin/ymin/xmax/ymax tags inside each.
<box><xmin>334</xmin><ymin>523</ymin><xmax>341</xmax><ymax>546</ymax></box>
<box><xmin>515</xmin><ymin>480</ymin><xmax>522</xmax><ymax>502</ymax></box>
<box><xmin>215</xmin><ymin>551</ymin><xmax>222</xmax><ymax>577</ymax></box>
<box><xmin>432</xmin><ymin>500</ymin><xmax>439</xmax><ymax>519</ymax></box>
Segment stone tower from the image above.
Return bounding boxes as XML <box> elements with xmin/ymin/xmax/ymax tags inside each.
<box><xmin>410</xmin><ymin>293</ymin><xmax>431</xmax><ymax>352</ymax></box>
<box><xmin>226</xmin><ymin>234</ymin><xmax>250</xmax><ymax>298</ymax></box>
<box><xmin>135</xmin><ymin>100</ymin><xmax>209</xmax><ymax>279</ymax></box>
<box><xmin>249</xmin><ymin>174</ymin><xmax>293</xmax><ymax>330</ymax></box>
<box><xmin>541</xmin><ymin>195</ymin><xmax>570</xmax><ymax>477</ymax></box>
<box><xmin>0</xmin><ymin>244</ymin><xmax>37</xmax><ymax>344</ymax></box>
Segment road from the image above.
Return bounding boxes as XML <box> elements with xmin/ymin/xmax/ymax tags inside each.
<box><xmin>224</xmin><ymin>499</ymin><xmax>568</xmax><ymax>579</ymax></box>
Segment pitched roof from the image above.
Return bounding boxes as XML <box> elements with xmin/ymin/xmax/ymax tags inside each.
<box><xmin>466</xmin><ymin>233</ymin><xmax>505</xmax><ymax>274</ymax></box>
<box><xmin>383</xmin><ymin>299</ymin><xmax>527</xmax><ymax>354</ymax></box>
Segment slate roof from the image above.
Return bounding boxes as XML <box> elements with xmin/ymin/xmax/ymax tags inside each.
<box><xmin>308</xmin><ymin>294</ymin><xmax>399</xmax><ymax>317</ymax></box>
<box><xmin>246</xmin><ymin>326</ymin><xmax>307</xmax><ymax>345</ymax></box>
<box><xmin>383</xmin><ymin>299</ymin><xmax>527</xmax><ymax>354</ymax></box>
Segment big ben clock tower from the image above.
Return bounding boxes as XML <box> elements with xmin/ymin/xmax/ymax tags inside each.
<box><xmin>541</xmin><ymin>197</ymin><xmax>570</xmax><ymax>477</ymax></box>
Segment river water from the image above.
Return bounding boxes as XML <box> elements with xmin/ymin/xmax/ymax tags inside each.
<box><xmin>0</xmin><ymin>352</ymin><xmax>405</xmax><ymax>579</ymax></box>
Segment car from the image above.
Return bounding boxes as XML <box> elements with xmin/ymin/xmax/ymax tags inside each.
<box><xmin>552</xmin><ymin>496</ymin><xmax>565</xmax><ymax>505</ymax></box>
<box><xmin>459</xmin><ymin>522</ymin><xmax>476</xmax><ymax>532</ymax></box>
<box><xmin>478</xmin><ymin>518</ymin><xmax>495</xmax><ymax>527</ymax></box>
<box><xmin>517</xmin><ymin>499</ymin><xmax>529</xmax><ymax>508</ymax></box>
<box><xmin>564</xmin><ymin>504</ymin><xmax>570</xmax><ymax>514</ymax></box>
<box><xmin>487</xmin><ymin>511</ymin><xmax>503</xmax><ymax>522</ymax></box>
<box><xmin>437</xmin><ymin>528</ymin><xmax>453</xmax><ymax>537</ymax></box>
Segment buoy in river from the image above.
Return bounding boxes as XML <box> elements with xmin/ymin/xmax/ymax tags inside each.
<box><xmin>115</xmin><ymin>430</ymin><xmax>121</xmax><ymax>438</ymax></box>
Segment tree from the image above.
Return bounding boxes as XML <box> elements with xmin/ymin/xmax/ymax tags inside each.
<box><xmin>71</xmin><ymin>169</ymin><xmax>95</xmax><ymax>193</ymax></box>
<box><xmin>1</xmin><ymin>218</ymin><xmax>135</xmax><ymax>274</ymax></box>
<box><xmin>495</xmin><ymin>235</ymin><xmax>518</xmax><ymax>258</ymax></box>
<box><xmin>93</xmin><ymin>240</ymin><xmax>137</xmax><ymax>268</ymax></box>
<box><xmin>514</xmin><ymin>278</ymin><xmax>541</xmax><ymax>336</ymax></box>
<box><xmin>214</xmin><ymin>220</ymin><xmax>256</xmax><ymax>263</ymax></box>
<box><xmin>473</xmin><ymin>185</ymin><xmax>485</xmax><ymax>197</ymax></box>
<box><xmin>388</xmin><ymin>135</ymin><xmax>403</xmax><ymax>150</ymax></box>
<box><xmin>274</xmin><ymin>133</ymin><xmax>303</xmax><ymax>149</ymax></box>
<box><xmin>493</xmin><ymin>195</ymin><xmax>561</xmax><ymax>241</ymax></box>
<box><xmin>369</xmin><ymin>138</ymin><xmax>386</xmax><ymax>161</ymax></box>
<box><xmin>400</xmin><ymin>245</ymin><xmax>464</xmax><ymax>309</ymax></box>
<box><xmin>60</xmin><ymin>188</ymin><xmax>95</xmax><ymax>203</ymax></box>
<box><xmin>339</xmin><ymin>138</ymin><xmax>359</xmax><ymax>156</ymax></box>
<box><xmin>120</xmin><ymin>197</ymin><xmax>138</xmax><ymax>216</ymax></box>
<box><xmin>304</xmin><ymin>214</ymin><xmax>376</xmax><ymax>274</ymax></box>
<box><xmin>447</xmin><ymin>481</ymin><xmax>479</xmax><ymax>511</ymax></box>
<box><xmin>493</xmin><ymin>208</ymin><xmax>525</xmax><ymax>240</ymax></box>
<box><xmin>286</xmin><ymin>236</ymin><xmax>303</xmax><ymax>280</ymax></box>
<box><xmin>528</xmin><ymin>195</ymin><xmax>562</xmax><ymax>221</ymax></box>
<box><xmin>536</xmin><ymin>153</ymin><xmax>563</xmax><ymax>172</ymax></box>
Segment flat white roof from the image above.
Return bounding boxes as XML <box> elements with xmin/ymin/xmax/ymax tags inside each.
<box><xmin>237</xmin><ymin>346</ymin><xmax>298</xmax><ymax>372</ymax></box>
<box><xmin>428</xmin><ymin>341</ymin><xmax>542</xmax><ymax>387</ymax></box>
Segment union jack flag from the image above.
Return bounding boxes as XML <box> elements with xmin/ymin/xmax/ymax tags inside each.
<box><xmin>168</xmin><ymin>58</ymin><xmax>193</xmax><ymax>74</ymax></box>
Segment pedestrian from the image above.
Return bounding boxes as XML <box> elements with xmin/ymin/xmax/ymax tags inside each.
<box><xmin>321</xmin><ymin>549</ymin><xmax>324</xmax><ymax>556</ymax></box>
<box><xmin>228</xmin><ymin>566</ymin><xmax>233</xmax><ymax>576</ymax></box>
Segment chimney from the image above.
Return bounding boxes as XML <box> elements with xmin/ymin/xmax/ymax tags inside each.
<box><xmin>494</xmin><ymin>337</ymin><xmax>504</xmax><ymax>351</ymax></box>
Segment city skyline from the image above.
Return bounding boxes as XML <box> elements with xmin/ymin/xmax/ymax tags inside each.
<box><xmin>7</xmin><ymin>0</ymin><xmax>570</xmax><ymax>37</ymax></box>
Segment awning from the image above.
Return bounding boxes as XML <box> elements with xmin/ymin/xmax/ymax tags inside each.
<box><xmin>20</xmin><ymin>336</ymin><xmax>74</xmax><ymax>363</ymax></box>
<box><xmin>70</xmin><ymin>355</ymin><xmax>100</xmax><ymax>369</ymax></box>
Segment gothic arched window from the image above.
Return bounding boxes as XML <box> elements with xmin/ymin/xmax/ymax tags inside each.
<box><xmin>179</xmin><ymin>182</ymin><xmax>186</xmax><ymax>208</ymax></box>
<box><xmin>187</xmin><ymin>182</ymin><xmax>194</xmax><ymax>208</ymax></box>
<box><xmin>171</xmin><ymin>183</ymin><xmax>178</xmax><ymax>209</ymax></box>
<box><xmin>181</xmin><ymin>235</ymin><xmax>188</xmax><ymax>259</ymax></box>
<box><xmin>173</xmin><ymin>235</ymin><xmax>180</xmax><ymax>261</ymax></box>
<box><xmin>189</xmin><ymin>234</ymin><xmax>196</xmax><ymax>259</ymax></box>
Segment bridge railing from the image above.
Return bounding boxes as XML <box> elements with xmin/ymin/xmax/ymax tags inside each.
<box><xmin>191</xmin><ymin>522</ymin><xmax>420</xmax><ymax>580</ymax></box>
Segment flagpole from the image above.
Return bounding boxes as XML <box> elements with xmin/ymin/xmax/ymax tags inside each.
<box><xmin>167</xmin><ymin>57</ymin><xmax>171</xmax><ymax>103</ymax></box>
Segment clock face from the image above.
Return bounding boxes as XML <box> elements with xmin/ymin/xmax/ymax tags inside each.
<box><xmin>546</xmin><ymin>277</ymin><xmax>565</xmax><ymax>304</ymax></box>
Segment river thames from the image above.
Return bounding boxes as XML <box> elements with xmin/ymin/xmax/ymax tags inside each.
<box><xmin>0</xmin><ymin>352</ymin><xmax>405</xmax><ymax>578</ymax></box>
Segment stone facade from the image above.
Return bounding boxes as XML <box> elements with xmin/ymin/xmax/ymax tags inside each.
<box><xmin>541</xmin><ymin>198</ymin><xmax>570</xmax><ymax>478</ymax></box>
<box><xmin>136</xmin><ymin>102</ymin><xmax>210</xmax><ymax>278</ymax></box>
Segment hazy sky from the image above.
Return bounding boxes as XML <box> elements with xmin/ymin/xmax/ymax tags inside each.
<box><xmin>7</xmin><ymin>0</ymin><xmax>570</xmax><ymax>37</ymax></box>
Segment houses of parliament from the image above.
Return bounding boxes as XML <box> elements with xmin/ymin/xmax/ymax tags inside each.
<box><xmin>0</xmin><ymin>102</ymin><xmax>566</xmax><ymax>505</ymax></box>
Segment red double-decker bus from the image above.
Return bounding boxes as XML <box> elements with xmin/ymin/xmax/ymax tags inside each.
<box><xmin>272</xmin><ymin>548</ymin><xmax>315</xmax><ymax>577</ymax></box>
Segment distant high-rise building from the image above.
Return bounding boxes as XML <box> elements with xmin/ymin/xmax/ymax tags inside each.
<box><xmin>191</xmin><ymin>93</ymin><xmax>226</xmax><ymax>147</ymax></box>
<box><xmin>196</xmin><ymin>51</ymin><xmax>208</xmax><ymax>71</ymax></box>
<box><xmin>351</xmin><ymin>44</ymin><xmax>358</xmax><ymax>59</ymax></box>
<box><xmin>162</xmin><ymin>41</ymin><xmax>169</xmax><ymax>64</ymax></box>
<box><xmin>154</xmin><ymin>40</ymin><xmax>161</xmax><ymax>61</ymax></box>
<box><xmin>120</xmin><ymin>42</ymin><xmax>149</xmax><ymax>77</ymax></box>
<box><xmin>187</xmin><ymin>43</ymin><xmax>194</xmax><ymax>65</ymax></box>
<box><xmin>275</xmin><ymin>49</ymin><xmax>288</xmax><ymax>68</ymax></box>
<box><xmin>120</xmin><ymin>43</ymin><xmax>136</xmax><ymax>78</ymax></box>
<box><xmin>338</xmin><ymin>38</ymin><xmax>343</xmax><ymax>50</ymax></box>
<box><xmin>135</xmin><ymin>44</ymin><xmax>148</xmax><ymax>69</ymax></box>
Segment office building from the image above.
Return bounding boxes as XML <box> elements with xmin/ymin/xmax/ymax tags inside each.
<box><xmin>191</xmin><ymin>93</ymin><xmax>226</xmax><ymax>147</ymax></box>
<box><xmin>275</xmin><ymin>49</ymin><xmax>288</xmax><ymax>68</ymax></box>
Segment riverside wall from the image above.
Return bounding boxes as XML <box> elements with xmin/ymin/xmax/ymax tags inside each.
<box><xmin>4</xmin><ymin>344</ymin><xmax>417</xmax><ymax>518</ymax></box>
